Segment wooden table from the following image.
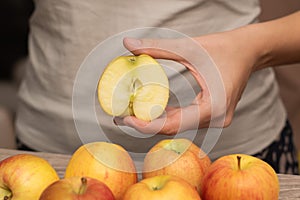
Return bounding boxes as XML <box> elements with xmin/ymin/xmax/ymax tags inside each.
<box><xmin>0</xmin><ymin>148</ymin><xmax>299</xmax><ymax>199</ymax></box>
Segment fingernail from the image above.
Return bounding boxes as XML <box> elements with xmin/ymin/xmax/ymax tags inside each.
<box><xmin>125</xmin><ymin>38</ymin><xmax>142</xmax><ymax>48</ymax></box>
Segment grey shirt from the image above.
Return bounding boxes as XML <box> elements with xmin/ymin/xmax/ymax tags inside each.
<box><xmin>16</xmin><ymin>0</ymin><xmax>286</xmax><ymax>160</ymax></box>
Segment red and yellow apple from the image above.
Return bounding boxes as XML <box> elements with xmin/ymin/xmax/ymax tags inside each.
<box><xmin>142</xmin><ymin>138</ymin><xmax>211</xmax><ymax>193</ymax></box>
<box><xmin>0</xmin><ymin>154</ymin><xmax>59</xmax><ymax>200</ymax></box>
<box><xmin>64</xmin><ymin>142</ymin><xmax>137</xmax><ymax>200</ymax></box>
<box><xmin>98</xmin><ymin>54</ymin><xmax>169</xmax><ymax>121</ymax></box>
<box><xmin>200</xmin><ymin>154</ymin><xmax>279</xmax><ymax>200</ymax></box>
<box><xmin>39</xmin><ymin>176</ymin><xmax>115</xmax><ymax>200</ymax></box>
<box><xmin>123</xmin><ymin>175</ymin><xmax>201</xmax><ymax>200</ymax></box>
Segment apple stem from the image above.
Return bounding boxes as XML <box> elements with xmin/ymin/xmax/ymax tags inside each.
<box><xmin>79</xmin><ymin>177</ymin><xmax>88</xmax><ymax>195</ymax></box>
<box><xmin>129</xmin><ymin>57</ymin><xmax>136</xmax><ymax>62</ymax></box>
<box><xmin>4</xmin><ymin>196</ymin><xmax>11</xmax><ymax>200</ymax></box>
<box><xmin>152</xmin><ymin>186</ymin><xmax>159</xmax><ymax>191</ymax></box>
<box><xmin>237</xmin><ymin>155</ymin><xmax>241</xmax><ymax>170</ymax></box>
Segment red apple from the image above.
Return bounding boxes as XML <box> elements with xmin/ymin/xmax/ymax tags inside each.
<box><xmin>143</xmin><ymin>138</ymin><xmax>211</xmax><ymax>193</ymax></box>
<box><xmin>123</xmin><ymin>175</ymin><xmax>201</xmax><ymax>200</ymax></box>
<box><xmin>39</xmin><ymin>176</ymin><xmax>115</xmax><ymax>200</ymax></box>
<box><xmin>0</xmin><ymin>154</ymin><xmax>59</xmax><ymax>200</ymax></box>
<box><xmin>64</xmin><ymin>142</ymin><xmax>137</xmax><ymax>200</ymax></box>
<box><xmin>201</xmin><ymin>154</ymin><xmax>279</xmax><ymax>200</ymax></box>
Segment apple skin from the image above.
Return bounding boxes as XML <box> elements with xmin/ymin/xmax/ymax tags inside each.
<box><xmin>98</xmin><ymin>54</ymin><xmax>169</xmax><ymax>121</ymax></box>
<box><xmin>64</xmin><ymin>142</ymin><xmax>137</xmax><ymax>200</ymax></box>
<box><xmin>200</xmin><ymin>154</ymin><xmax>279</xmax><ymax>200</ymax></box>
<box><xmin>142</xmin><ymin>138</ymin><xmax>211</xmax><ymax>193</ymax></box>
<box><xmin>0</xmin><ymin>154</ymin><xmax>59</xmax><ymax>200</ymax></box>
<box><xmin>39</xmin><ymin>176</ymin><xmax>115</xmax><ymax>200</ymax></box>
<box><xmin>123</xmin><ymin>175</ymin><xmax>201</xmax><ymax>200</ymax></box>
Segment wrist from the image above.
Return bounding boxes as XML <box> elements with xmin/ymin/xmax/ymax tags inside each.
<box><xmin>231</xmin><ymin>23</ymin><xmax>273</xmax><ymax>72</ymax></box>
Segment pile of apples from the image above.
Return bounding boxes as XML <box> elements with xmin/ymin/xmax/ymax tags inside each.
<box><xmin>0</xmin><ymin>138</ymin><xmax>279</xmax><ymax>200</ymax></box>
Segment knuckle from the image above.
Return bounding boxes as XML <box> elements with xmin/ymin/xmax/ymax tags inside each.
<box><xmin>223</xmin><ymin>114</ymin><xmax>233</xmax><ymax>127</ymax></box>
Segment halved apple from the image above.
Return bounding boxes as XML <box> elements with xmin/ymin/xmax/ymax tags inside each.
<box><xmin>98</xmin><ymin>54</ymin><xmax>169</xmax><ymax>121</ymax></box>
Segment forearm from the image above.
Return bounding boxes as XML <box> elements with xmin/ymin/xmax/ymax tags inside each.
<box><xmin>234</xmin><ymin>11</ymin><xmax>300</xmax><ymax>71</ymax></box>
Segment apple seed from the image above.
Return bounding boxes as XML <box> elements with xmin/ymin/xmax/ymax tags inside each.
<box><xmin>128</xmin><ymin>78</ymin><xmax>143</xmax><ymax>115</ymax></box>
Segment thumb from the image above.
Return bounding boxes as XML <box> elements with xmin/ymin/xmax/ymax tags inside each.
<box><xmin>123</xmin><ymin>37</ymin><xmax>184</xmax><ymax>61</ymax></box>
<box><xmin>123</xmin><ymin>37</ymin><xmax>206</xmax><ymax>94</ymax></box>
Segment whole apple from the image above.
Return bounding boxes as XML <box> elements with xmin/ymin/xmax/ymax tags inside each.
<box><xmin>200</xmin><ymin>154</ymin><xmax>279</xmax><ymax>200</ymax></box>
<box><xmin>123</xmin><ymin>175</ymin><xmax>201</xmax><ymax>200</ymax></box>
<box><xmin>143</xmin><ymin>138</ymin><xmax>211</xmax><ymax>193</ymax></box>
<box><xmin>0</xmin><ymin>154</ymin><xmax>59</xmax><ymax>200</ymax></box>
<box><xmin>64</xmin><ymin>142</ymin><xmax>137</xmax><ymax>200</ymax></box>
<box><xmin>98</xmin><ymin>54</ymin><xmax>169</xmax><ymax>121</ymax></box>
<box><xmin>39</xmin><ymin>176</ymin><xmax>115</xmax><ymax>200</ymax></box>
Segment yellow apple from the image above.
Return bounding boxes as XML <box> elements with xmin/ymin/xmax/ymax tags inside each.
<box><xmin>64</xmin><ymin>142</ymin><xmax>137</xmax><ymax>200</ymax></box>
<box><xmin>123</xmin><ymin>175</ymin><xmax>201</xmax><ymax>200</ymax></box>
<box><xmin>200</xmin><ymin>154</ymin><xmax>279</xmax><ymax>200</ymax></box>
<box><xmin>142</xmin><ymin>138</ymin><xmax>211</xmax><ymax>193</ymax></box>
<box><xmin>0</xmin><ymin>154</ymin><xmax>59</xmax><ymax>200</ymax></box>
<box><xmin>39</xmin><ymin>176</ymin><xmax>115</xmax><ymax>200</ymax></box>
<box><xmin>98</xmin><ymin>54</ymin><xmax>169</xmax><ymax>121</ymax></box>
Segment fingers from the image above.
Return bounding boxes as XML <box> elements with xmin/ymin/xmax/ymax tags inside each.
<box><xmin>124</xmin><ymin>116</ymin><xmax>169</xmax><ymax>135</ymax></box>
<box><xmin>114</xmin><ymin>108</ymin><xmax>179</xmax><ymax>135</ymax></box>
<box><xmin>123</xmin><ymin>37</ymin><xmax>185</xmax><ymax>61</ymax></box>
<box><xmin>123</xmin><ymin>37</ymin><xmax>207</xmax><ymax>91</ymax></box>
<box><xmin>113</xmin><ymin>103</ymin><xmax>213</xmax><ymax>135</ymax></box>
<box><xmin>114</xmin><ymin>113</ymin><xmax>175</xmax><ymax>135</ymax></box>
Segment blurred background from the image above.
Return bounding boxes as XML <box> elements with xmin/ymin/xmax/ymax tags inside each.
<box><xmin>0</xmin><ymin>0</ymin><xmax>299</xmax><ymax>157</ymax></box>
<box><xmin>0</xmin><ymin>0</ymin><xmax>34</xmax><ymax>149</ymax></box>
<box><xmin>259</xmin><ymin>0</ymin><xmax>300</xmax><ymax>163</ymax></box>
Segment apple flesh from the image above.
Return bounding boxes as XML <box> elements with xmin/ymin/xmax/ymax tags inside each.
<box><xmin>0</xmin><ymin>154</ymin><xmax>59</xmax><ymax>200</ymax></box>
<box><xmin>39</xmin><ymin>176</ymin><xmax>115</xmax><ymax>200</ymax></box>
<box><xmin>64</xmin><ymin>142</ymin><xmax>137</xmax><ymax>200</ymax></box>
<box><xmin>98</xmin><ymin>54</ymin><xmax>169</xmax><ymax>121</ymax></box>
<box><xmin>143</xmin><ymin>138</ymin><xmax>211</xmax><ymax>193</ymax></box>
<box><xmin>200</xmin><ymin>154</ymin><xmax>279</xmax><ymax>200</ymax></box>
<box><xmin>123</xmin><ymin>175</ymin><xmax>201</xmax><ymax>200</ymax></box>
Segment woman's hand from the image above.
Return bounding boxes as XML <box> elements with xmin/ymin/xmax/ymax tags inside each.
<box><xmin>114</xmin><ymin>30</ymin><xmax>256</xmax><ymax>135</ymax></box>
<box><xmin>114</xmin><ymin>11</ymin><xmax>300</xmax><ymax>135</ymax></box>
